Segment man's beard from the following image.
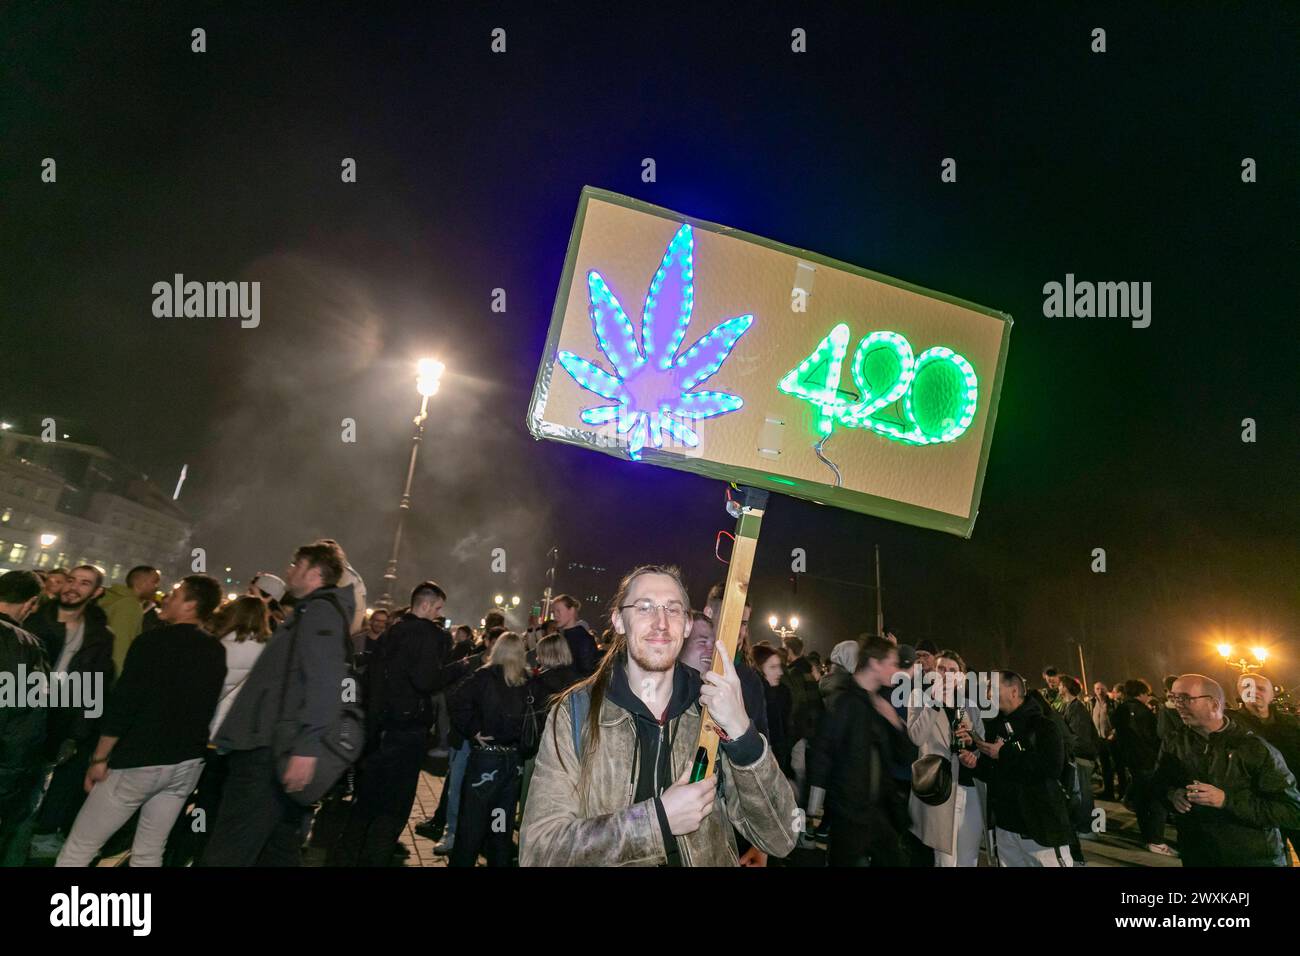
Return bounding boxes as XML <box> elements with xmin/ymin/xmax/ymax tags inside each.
<box><xmin>629</xmin><ymin>636</ymin><xmax>678</xmax><ymax>673</ymax></box>
<box><xmin>59</xmin><ymin>593</ymin><xmax>92</xmax><ymax>611</ymax></box>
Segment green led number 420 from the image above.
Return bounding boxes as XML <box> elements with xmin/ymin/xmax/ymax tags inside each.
<box><xmin>778</xmin><ymin>322</ymin><xmax>979</xmax><ymax>445</ymax></box>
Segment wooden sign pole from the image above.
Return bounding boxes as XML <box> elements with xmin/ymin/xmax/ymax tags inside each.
<box><xmin>691</xmin><ymin>485</ymin><xmax>769</xmax><ymax>781</ymax></box>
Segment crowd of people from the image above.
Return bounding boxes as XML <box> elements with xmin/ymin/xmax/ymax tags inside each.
<box><xmin>2</xmin><ymin>549</ymin><xmax>1298</xmax><ymax>868</ymax></box>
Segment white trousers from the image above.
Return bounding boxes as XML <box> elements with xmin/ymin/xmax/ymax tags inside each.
<box><xmin>56</xmin><ymin>758</ymin><xmax>204</xmax><ymax>867</ymax></box>
<box><xmin>994</xmin><ymin>827</ymin><xmax>1074</xmax><ymax>867</ymax></box>
<box><xmin>935</xmin><ymin>785</ymin><xmax>984</xmax><ymax>867</ymax></box>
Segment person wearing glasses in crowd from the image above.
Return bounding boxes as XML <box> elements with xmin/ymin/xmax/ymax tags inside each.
<box><xmin>1151</xmin><ymin>674</ymin><xmax>1300</xmax><ymax>867</ymax></box>
<box><xmin>520</xmin><ymin>565</ymin><xmax>796</xmax><ymax>866</ymax></box>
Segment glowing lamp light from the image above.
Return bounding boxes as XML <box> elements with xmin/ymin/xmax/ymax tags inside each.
<box><xmin>417</xmin><ymin>358</ymin><xmax>445</xmax><ymax>397</ymax></box>
<box><xmin>1216</xmin><ymin>643</ymin><xmax>1234</xmax><ymax>659</ymax></box>
<box><xmin>226</xmin><ymin>592</ymin><xmax>238</xmax><ymax>602</ymax></box>
<box><xmin>511</xmin><ymin>595</ymin><xmax>520</xmax><ymax>606</ymax></box>
<box><xmin>0</xmin><ymin>422</ymin><xmax>12</xmax><ymax>430</ymax></box>
<box><xmin>768</xmin><ymin>614</ymin><xmax>778</xmax><ymax>629</ymax></box>
<box><xmin>494</xmin><ymin>593</ymin><xmax>505</xmax><ymax>605</ymax></box>
<box><xmin>39</xmin><ymin>534</ymin><xmax>57</xmax><ymax>547</ymax></box>
<box><xmin>1251</xmin><ymin>647</ymin><xmax>1269</xmax><ymax>664</ymax></box>
<box><xmin>790</xmin><ymin>615</ymin><xmax>800</xmax><ymax>630</ymax></box>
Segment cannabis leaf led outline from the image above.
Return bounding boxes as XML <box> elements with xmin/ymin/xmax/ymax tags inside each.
<box><xmin>557</xmin><ymin>223</ymin><xmax>754</xmax><ymax>459</ymax></box>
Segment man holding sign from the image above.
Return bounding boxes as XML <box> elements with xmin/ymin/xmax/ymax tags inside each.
<box><xmin>520</xmin><ymin>565</ymin><xmax>796</xmax><ymax>866</ymax></box>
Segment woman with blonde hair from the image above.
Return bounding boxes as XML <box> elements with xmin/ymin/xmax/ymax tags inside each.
<box><xmin>448</xmin><ymin>631</ymin><xmax>531</xmax><ymax>867</ymax></box>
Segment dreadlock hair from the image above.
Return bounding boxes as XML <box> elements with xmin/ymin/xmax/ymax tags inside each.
<box><xmin>553</xmin><ymin>563</ymin><xmax>689</xmax><ymax>815</ymax></box>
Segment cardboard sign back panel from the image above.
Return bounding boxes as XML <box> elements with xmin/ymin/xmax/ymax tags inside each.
<box><xmin>528</xmin><ymin>188</ymin><xmax>1012</xmax><ymax>538</ymax></box>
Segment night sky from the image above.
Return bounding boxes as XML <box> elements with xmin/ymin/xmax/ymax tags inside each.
<box><xmin>4</xmin><ymin>4</ymin><xmax>1296</xmax><ymax>688</ymax></box>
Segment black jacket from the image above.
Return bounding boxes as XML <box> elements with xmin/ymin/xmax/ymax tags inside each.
<box><xmin>1114</xmin><ymin>699</ymin><xmax>1161</xmax><ymax>773</ymax></box>
<box><xmin>1063</xmin><ymin>697</ymin><xmax>1100</xmax><ymax>760</ymax></box>
<box><xmin>0</xmin><ymin>612</ymin><xmax>49</xmax><ymax>782</ymax></box>
<box><xmin>1232</xmin><ymin>707</ymin><xmax>1300</xmax><ymax>779</ymax></box>
<box><xmin>782</xmin><ymin>656</ymin><xmax>824</xmax><ymax>742</ymax></box>
<box><xmin>526</xmin><ymin>665</ymin><xmax>579</xmax><ymax>743</ymax></box>
<box><xmin>974</xmin><ymin>692</ymin><xmax>1074</xmax><ymax>849</ymax></box>
<box><xmin>1156</xmin><ymin>699</ymin><xmax>1184</xmax><ymax>743</ymax></box>
<box><xmin>763</xmin><ymin>680</ymin><xmax>794</xmax><ymax>777</ymax></box>
<box><xmin>449</xmin><ymin>664</ymin><xmax>531</xmax><ymax>746</ymax></box>
<box><xmin>530</xmin><ymin>665</ymin><xmax>579</xmax><ymax>709</ymax></box>
<box><xmin>24</xmin><ymin>600</ymin><xmax>116</xmax><ymax>751</ymax></box>
<box><xmin>101</xmin><ymin>623</ymin><xmax>226</xmax><ymax>769</ymax></box>
<box><xmin>809</xmin><ymin>681</ymin><xmax>909</xmax><ymax>828</ymax></box>
<box><xmin>366</xmin><ymin>616</ymin><xmax>453</xmax><ymax>729</ymax></box>
<box><xmin>563</xmin><ymin>625</ymin><xmax>599</xmax><ymax>676</ymax></box>
<box><xmin>442</xmin><ymin>651</ymin><xmax>485</xmax><ymax>748</ymax></box>
<box><xmin>1151</xmin><ymin>717</ymin><xmax>1300</xmax><ymax>866</ymax></box>
<box><xmin>818</xmin><ymin>668</ymin><xmax>854</xmax><ymax>714</ymax></box>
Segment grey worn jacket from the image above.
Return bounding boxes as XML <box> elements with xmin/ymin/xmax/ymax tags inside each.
<box><xmin>520</xmin><ymin>687</ymin><xmax>798</xmax><ymax>866</ymax></box>
<box><xmin>213</xmin><ymin>585</ymin><xmax>355</xmax><ymax>759</ymax></box>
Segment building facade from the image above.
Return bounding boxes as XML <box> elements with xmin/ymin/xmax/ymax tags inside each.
<box><xmin>0</xmin><ymin>426</ymin><xmax>191</xmax><ymax>584</ymax></box>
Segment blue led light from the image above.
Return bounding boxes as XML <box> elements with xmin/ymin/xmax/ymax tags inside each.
<box><xmin>558</xmin><ymin>222</ymin><xmax>753</xmax><ymax>460</ymax></box>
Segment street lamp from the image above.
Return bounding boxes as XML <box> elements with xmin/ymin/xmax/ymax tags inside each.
<box><xmin>494</xmin><ymin>594</ymin><xmax>521</xmax><ymax>614</ymax></box>
<box><xmin>378</xmin><ymin>357</ymin><xmax>446</xmax><ymax>610</ymax></box>
<box><xmin>769</xmin><ymin>614</ymin><xmax>799</xmax><ymax>642</ymax></box>
<box><xmin>1218</xmin><ymin>642</ymin><xmax>1269</xmax><ymax>674</ymax></box>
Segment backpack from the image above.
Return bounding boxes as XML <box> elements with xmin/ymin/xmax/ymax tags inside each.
<box><xmin>569</xmin><ymin>687</ymin><xmax>591</xmax><ymax>758</ymax></box>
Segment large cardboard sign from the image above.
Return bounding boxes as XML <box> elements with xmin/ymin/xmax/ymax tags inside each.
<box><xmin>527</xmin><ymin>188</ymin><xmax>1012</xmax><ymax>537</ymax></box>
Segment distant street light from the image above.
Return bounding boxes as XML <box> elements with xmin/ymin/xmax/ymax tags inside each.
<box><xmin>378</xmin><ymin>357</ymin><xmax>446</xmax><ymax>610</ymax></box>
<box><xmin>494</xmin><ymin>594</ymin><xmax>521</xmax><ymax>614</ymax></box>
<box><xmin>769</xmin><ymin>614</ymin><xmax>799</xmax><ymax>642</ymax></box>
<box><xmin>39</xmin><ymin>533</ymin><xmax>58</xmax><ymax>547</ymax></box>
<box><xmin>1218</xmin><ymin>642</ymin><xmax>1270</xmax><ymax>674</ymax></box>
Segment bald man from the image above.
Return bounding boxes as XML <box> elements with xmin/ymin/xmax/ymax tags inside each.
<box><xmin>1233</xmin><ymin>673</ymin><xmax>1300</xmax><ymax>859</ymax></box>
<box><xmin>1151</xmin><ymin>673</ymin><xmax>1300</xmax><ymax>866</ymax></box>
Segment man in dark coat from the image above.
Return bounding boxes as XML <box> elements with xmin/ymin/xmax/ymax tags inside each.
<box><xmin>1152</xmin><ymin>674</ymin><xmax>1300</xmax><ymax>867</ymax></box>
<box><xmin>0</xmin><ymin>571</ymin><xmax>50</xmax><ymax>865</ymax></box>
<box><xmin>808</xmin><ymin>637</ymin><xmax>910</xmax><ymax>866</ymax></box>
<box><xmin>974</xmin><ymin>673</ymin><xmax>1075</xmax><ymax>866</ymax></box>
<box><xmin>332</xmin><ymin>580</ymin><xmax>454</xmax><ymax>866</ymax></box>
<box><xmin>23</xmin><ymin>564</ymin><xmax>116</xmax><ymax>857</ymax></box>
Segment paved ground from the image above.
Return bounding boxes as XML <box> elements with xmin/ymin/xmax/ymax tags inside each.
<box><xmin>70</xmin><ymin>763</ymin><xmax>1299</xmax><ymax>867</ymax></box>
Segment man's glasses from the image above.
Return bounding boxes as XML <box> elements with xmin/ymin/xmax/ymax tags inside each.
<box><xmin>620</xmin><ymin>600</ymin><xmax>687</xmax><ymax>621</ymax></box>
<box><xmin>1168</xmin><ymin>693</ymin><xmax>1213</xmax><ymax>707</ymax></box>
